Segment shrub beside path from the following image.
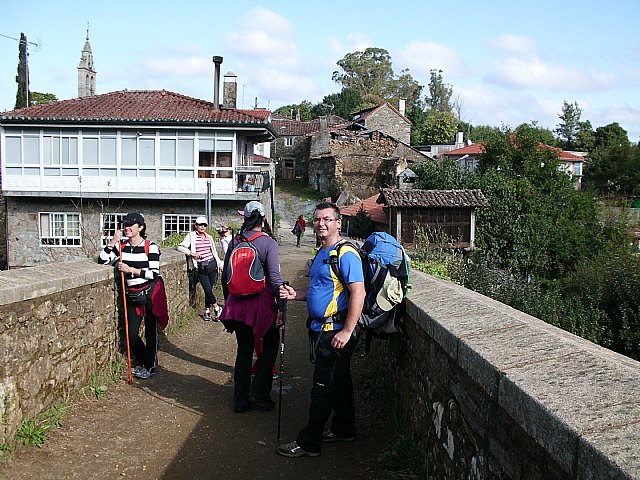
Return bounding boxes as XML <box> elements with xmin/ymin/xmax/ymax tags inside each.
<box><xmin>0</xmin><ymin>230</ymin><xmax>393</xmax><ymax>480</ymax></box>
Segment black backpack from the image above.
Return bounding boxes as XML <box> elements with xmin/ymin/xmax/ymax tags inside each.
<box><xmin>329</xmin><ymin>232</ymin><xmax>411</xmax><ymax>353</ymax></box>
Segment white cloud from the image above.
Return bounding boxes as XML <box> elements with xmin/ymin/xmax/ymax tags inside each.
<box><xmin>487</xmin><ymin>34</ymin><xmax>537</xmax><ymax>57</ymax></box>
<box><xmin>237</xmin><ymin>66</ymin><xmax>323</xmax><ymax>108</ymax></box>
<box><xmin>225</xmin><ymin>8</ymin><xmax>300</xmax><ymax>69</ymax></box>
<box><xmin>394</xmin><ymin>41</ymin><xmax>464</xmax><ymax>79</ymax></box>
<box><xmin>486</xmin><ymin>57</ymin><xmax>617</xmax><ymax>91</ymax></box>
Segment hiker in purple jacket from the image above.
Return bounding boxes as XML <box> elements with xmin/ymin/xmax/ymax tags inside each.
<box><xmin>219</xmin><ymin>201</ymin><xmax>284</xmax><ymax>413</ymax></box>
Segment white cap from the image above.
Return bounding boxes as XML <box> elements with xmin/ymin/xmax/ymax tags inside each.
<box><xmin>195</xmin><ymin>216</ymin><xmax>208</xmax><ymax>225</ymax></box>
<box><xmin>239</xmin><ymin>201</ymin><xmax>265</xmax><ymax>218</ymax></box>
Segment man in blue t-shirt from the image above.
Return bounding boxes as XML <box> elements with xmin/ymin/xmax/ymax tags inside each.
<box><xmin>277</xmin><ymin>202</ymin><xmax>365</xmax><ymax>458</ymax></box>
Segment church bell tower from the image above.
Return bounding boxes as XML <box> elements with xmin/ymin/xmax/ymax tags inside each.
<box><xmin>77</xmin><ymin>28</ymin><xmax>96</xmax><ymax>97</ymax></box>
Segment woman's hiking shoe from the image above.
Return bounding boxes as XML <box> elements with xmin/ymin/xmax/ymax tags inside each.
<box><xmin>276</xmin><ymin>441</ymin><xmax>320</xmax><ymax>458</ymax></box>
<box><xmin>249</xmin><ymin>396</ymin><xmax>275</xmax><ymax>411</ymax></box>
<box><xmin>322</xmin><ymin>430</ymin><xmax>356</xmax><ymax>442</ymax></box>
<box><xmin>203</xmin><ymin>310</ymin><xmax>212</xmax><ymax>321</ymax></box>
<box><xmin>214</xmin><ymin>304</ymin><xmax>223</xmax><ymax>319</ymax></box>
<box><xmin>133</xmin><ymin>367</ymin><xmax>155</xmax><ymax>379</ymax></box>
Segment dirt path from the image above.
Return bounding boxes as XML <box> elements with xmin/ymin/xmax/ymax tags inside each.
<box><xmin>0</xmin><ymin>231</ymin><xmax>393</xmax><ymax>480</ymax></box>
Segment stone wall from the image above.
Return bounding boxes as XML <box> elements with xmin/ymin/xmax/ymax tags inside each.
<box><xmin>309</xmin><ymin>132</ymin><xmax>409</xmax><ymax>198</ymax></box>
<box><xmin>5</xmin><ymin>197</ymin><xmax>256</xmax><ymax>268</ymax></box>
<box><xmin>0</xmin><ymin>249</ymin><xmax>198</xmax><ymax>443</ymax></box>
<box><xmin>363</xmin><ymin>105</ymin><xmax>411</xmax><ymax>145</ymax></box>
<box><xmin>369</xmin><ymin>270</ymin><xmax>639</xmax><ymax>479</ymax></box>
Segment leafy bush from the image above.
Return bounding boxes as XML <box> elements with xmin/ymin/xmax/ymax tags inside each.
<box><xmin>348</xmin><ymin>206</ymin><xmax>377</xmax><ymax>240</ymax></box>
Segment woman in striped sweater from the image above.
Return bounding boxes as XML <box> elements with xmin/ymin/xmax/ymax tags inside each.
<box><xmin>99</xmin><ymin>212</ymin><xmax>161</xmax><ymax>379</ymax></box>
<box><xmin>176</xmin><ymin>216</ymin><xmax>224</xmax><ymax>321</ymax></box>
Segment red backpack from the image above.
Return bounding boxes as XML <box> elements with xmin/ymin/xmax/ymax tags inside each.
<box><xmin>226</xmin><ymin>232</ymin><xmax>268</xmax><ymax>297</ymax></box>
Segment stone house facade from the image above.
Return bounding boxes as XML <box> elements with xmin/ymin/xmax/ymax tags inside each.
<box><xmin>271</xmin><ymin>115</ymin><xmax>344</xmax><ymax>180</ymax></box>
<box><xmin>351</xmin><ymin>102</ymin><xmax>411</xmax><ymax>145</ymax></box>
<box><xmin>0</xmin><ymin>89</ymin><xmax>276</xmax><ymax>268</ymax></box>
<box><xmin>308</xmin><ymin>125</ymin><xmax>428</xmax><ymax>200</ymax></box>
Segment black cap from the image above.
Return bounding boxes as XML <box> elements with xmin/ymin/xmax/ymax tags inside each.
<box><xmin>123</xmin><ymin>212</ymin><xmax>145</xmax><ymax>225</ymax></box>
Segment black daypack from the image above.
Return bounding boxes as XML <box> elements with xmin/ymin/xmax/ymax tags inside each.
<box><xmin>329</xmin><ymin>232</ymin><xmax>411</xmax><ymax>353</ymax></box>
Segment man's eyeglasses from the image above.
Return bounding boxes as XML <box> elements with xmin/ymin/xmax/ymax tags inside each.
<box><xmin>196</xmin><ymin>223</ymin><xmax>207</xmax><ymax>227</ymax></box>
<box><xmin>313</xmin><ymin>217</ymin><xmax>338</xmax><ymax>224</ymax></box>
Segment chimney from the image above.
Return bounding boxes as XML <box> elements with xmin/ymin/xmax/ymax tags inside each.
<box><xmin>212</xmin><ymin>56</ymin><xmax>223</xmax><ymax>109</ymax></box>
<box><xmin>223</xmin><ymin>71</ymin><xmax>237</xmax><ymax>109</ymax></box>
<box><xmin>455</xmin><ymin>131</ymin><xmax>464</xmax><ymax>146</ymax></box>
<box><xmin>398</xmin><ymin>98</ymin><xmax>406</xmax><ymax>117</ymax></box>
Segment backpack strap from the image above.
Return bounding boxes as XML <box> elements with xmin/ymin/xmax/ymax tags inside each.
<box><xmin>144</xmin><ymin>239</ymin><xmax>150</xmax><ymax>257</ymax></box>
<box><xmin>328</xmin><ymin>240</ymin><xmax>359</xmax><ymax>298</ymax></box>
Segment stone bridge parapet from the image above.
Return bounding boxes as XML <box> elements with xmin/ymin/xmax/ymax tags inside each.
<box><xmin>371</xmin><ymin>270</ymin><xmax>639</xmax><ymax>479</ymax></box>
<box><xmin>0</xmin><ymin>249</ymin><xmax>194</xmax><ymax>443</ymax></box>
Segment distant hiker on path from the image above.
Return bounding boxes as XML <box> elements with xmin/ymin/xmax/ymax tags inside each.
<box><xmin>219</xmin><ymin>201</ymin><xmax>284</xmax><ymax>413</ymax></box>
<box><xmin>176</xmin><ymin>216</ymin><xmax>224</xmax><ymax>321</ymax></box>
<box><xmin>277</xmin><ymin>201</ymin><xmax>365</xmax><ymax>458</ymax></box>
<box><xmin>99</xmin><ymin>212</ymin><xmax>168</xmax><ymax>380</ymax></box>
<box><xmin>292</xmin><ymin>214</ymin><xmax>306</xmax><ymax>248</ymax></box>
<box><xmin>216</xmin><ymin>224</ymin><xmax>232</xmax><ymax>256</ymax></box>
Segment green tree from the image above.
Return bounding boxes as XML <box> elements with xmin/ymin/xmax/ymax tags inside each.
<box><xmin>349</xmin><ymin>206</ymin><xmax>377</xmax><ymax>239</ymax></box>
<box><xmin>274</xmin><ymin>100</ymin><xmax>314</xmax><ymax>121</ymax></box>
<box><xmin>424</xmin><ymin>69</ymin><xmax>452</xmax><ymax>113</ymax></box>
<box><xmin>311</xmin><ymin>88</ymin><xmax>363</xmax><ymax>120</ymax></box>
<box><xmin>421</xmin><ymin>110</ymin><xmax>458</xmax><ymax>144</ymax></box>
<box><xmin>555</xmin><ymin>101</ymin><xmax>582</xmax><ymax>149</ymax></box>
<box><xmin>408</xmin><ymin>107</ymin><xmax>428</xmax><ymax>145</ymax></box>
<box><xmin>575</xmin><ymin>120</ymin><xmax>595</xmax><ymax>151</ymax></box>
<box><xmin>30</xmin><ymin>92</ymin><xmax>58</xmax><ymax>106</ymax></box>
<box><xmin>332</xmin><ymin>47</ymin><xmax>395</xmax><ymax>106</ymax></box>
<box><xmin>594</xmin><ymin>122</ymin><xmax>630</xmax><ymax>150</ymax></box>
<box><xmin>390</xmin><ymin>68</ymin><xmax>423</xmax><ymax>114</ymax></box>
<box><xmin>515</xmin><ymin>122</ymin><xmax>558</xmax><ymax>147</ymax></box>
<box><xmin>413</xmin><ymin>157</ymin><xmax>469</xmax><ymax>189</ymax></box>
<box><xmin>469</xmin><ymin>124</ymin><xmax>501</xmax><ymax>144</ymax></box>
<box><xmin>15</xmin><ymin>33</ymin><xmax>29</xmax><ymax>109</ymax></box>
<box><xmin>583</xmin><ymin>143</ymin><xmax>640</xmax><ymax>196</ymax></box>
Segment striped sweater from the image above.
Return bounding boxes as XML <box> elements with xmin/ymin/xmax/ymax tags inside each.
<box><xmin>99</xmin><ymin>239</ymin><xmax>160</xmax><ymax>289</ymax></box>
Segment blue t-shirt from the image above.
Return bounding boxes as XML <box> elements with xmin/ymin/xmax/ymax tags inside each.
<box><xmin>307</xmin><ymin>241</ymin><xmax>364</xmax><ymax>332</ymax></box>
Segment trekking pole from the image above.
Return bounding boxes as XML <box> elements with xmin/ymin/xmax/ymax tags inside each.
<box><xmin>119</xmin><ymin>241</ymin><xmax>133</xmax><ymax>385</ymax></box>
<box><xmin>277</xmin><ymin>282</ymin><xmax>289</xmax><ymax>441</ymax></box>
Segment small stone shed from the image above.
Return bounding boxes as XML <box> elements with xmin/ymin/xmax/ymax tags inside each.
<box><xmin>378</xmin><ymin>188</ymin><xmax>489</xmax><ymax>247</ymax></box>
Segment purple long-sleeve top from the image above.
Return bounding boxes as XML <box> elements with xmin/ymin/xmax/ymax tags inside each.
<box><xmin>219</xmin><ymin>230</ymin><xmax>283</xmax><ymax>338</ymax></box>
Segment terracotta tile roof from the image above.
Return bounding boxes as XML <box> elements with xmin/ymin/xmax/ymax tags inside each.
<box><xmin>273</xmin><ymin>119</ymin><xmax>322</xmax><ymax>136</ymax></box>
<box><xmin>442</xmin><ymin>142</ymin><xmax>585</xmax><ymax>163</ymax></box>
<box><xmin>0</xmin><ymin>90</ymin><xmax>274</xmax><ymax>127</ymax></box>
<box><xmin>272</xmin><ymin>115</ymin><xmax>346</xmax><ymax>137</ymax></box>
<box><xmin>351</xmin><ymin>102</ymin><xmax>411</xmax><ymax>125</ymax></box>
<box><xmin>543</xmin><ymin>145</ymin><xmax>584</xmax><ymax>162</ymax></box>
<box><xmin>340</xmin><ymin>194</ymin><xmax>388</xmax><ymax>224</ymax></box>
<box><xmin>442</xmin><ymin>143</ymin><xmax>485</xmax><ymax>156</ymax></box>
<box><xmin>379</xmin><ymin>188</ymin><xmax>489</xmax><ymax>208</ymax></box>
<box><xmin>252</xmin><ymin>154</ymin><xmax>273</xmax><ymax>163</ymax></box>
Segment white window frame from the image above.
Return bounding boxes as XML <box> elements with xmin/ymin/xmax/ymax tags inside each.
<box><xmin>284</xmin><ymin>137</ymin><xmax>293</xmax><ymax>147</ymax></box>
<box><xmin>39</xmin><ymin>212</ymin><xmax>82</xmax><ymax>247</ymax></box>
<box><xmin>100</xmin><ymin>212</ymin><xmax>128</xmax><ymax>246</ymax></box>
<box><xmin>163</xmin><ymin>214</ymin><xmax>200</xmax><ymax>239</ymax></box>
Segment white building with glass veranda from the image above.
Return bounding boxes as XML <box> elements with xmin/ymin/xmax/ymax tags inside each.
<box><xmin>0</xmin><ymin>89</ymin><xmax>276</xmax><ymax>268</ymax></box>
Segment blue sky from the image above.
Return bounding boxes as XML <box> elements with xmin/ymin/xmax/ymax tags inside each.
<box><xmin>2</xmin><ymin>0</ymin><xmax>639</xmax><ymax>142</ymax></box>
